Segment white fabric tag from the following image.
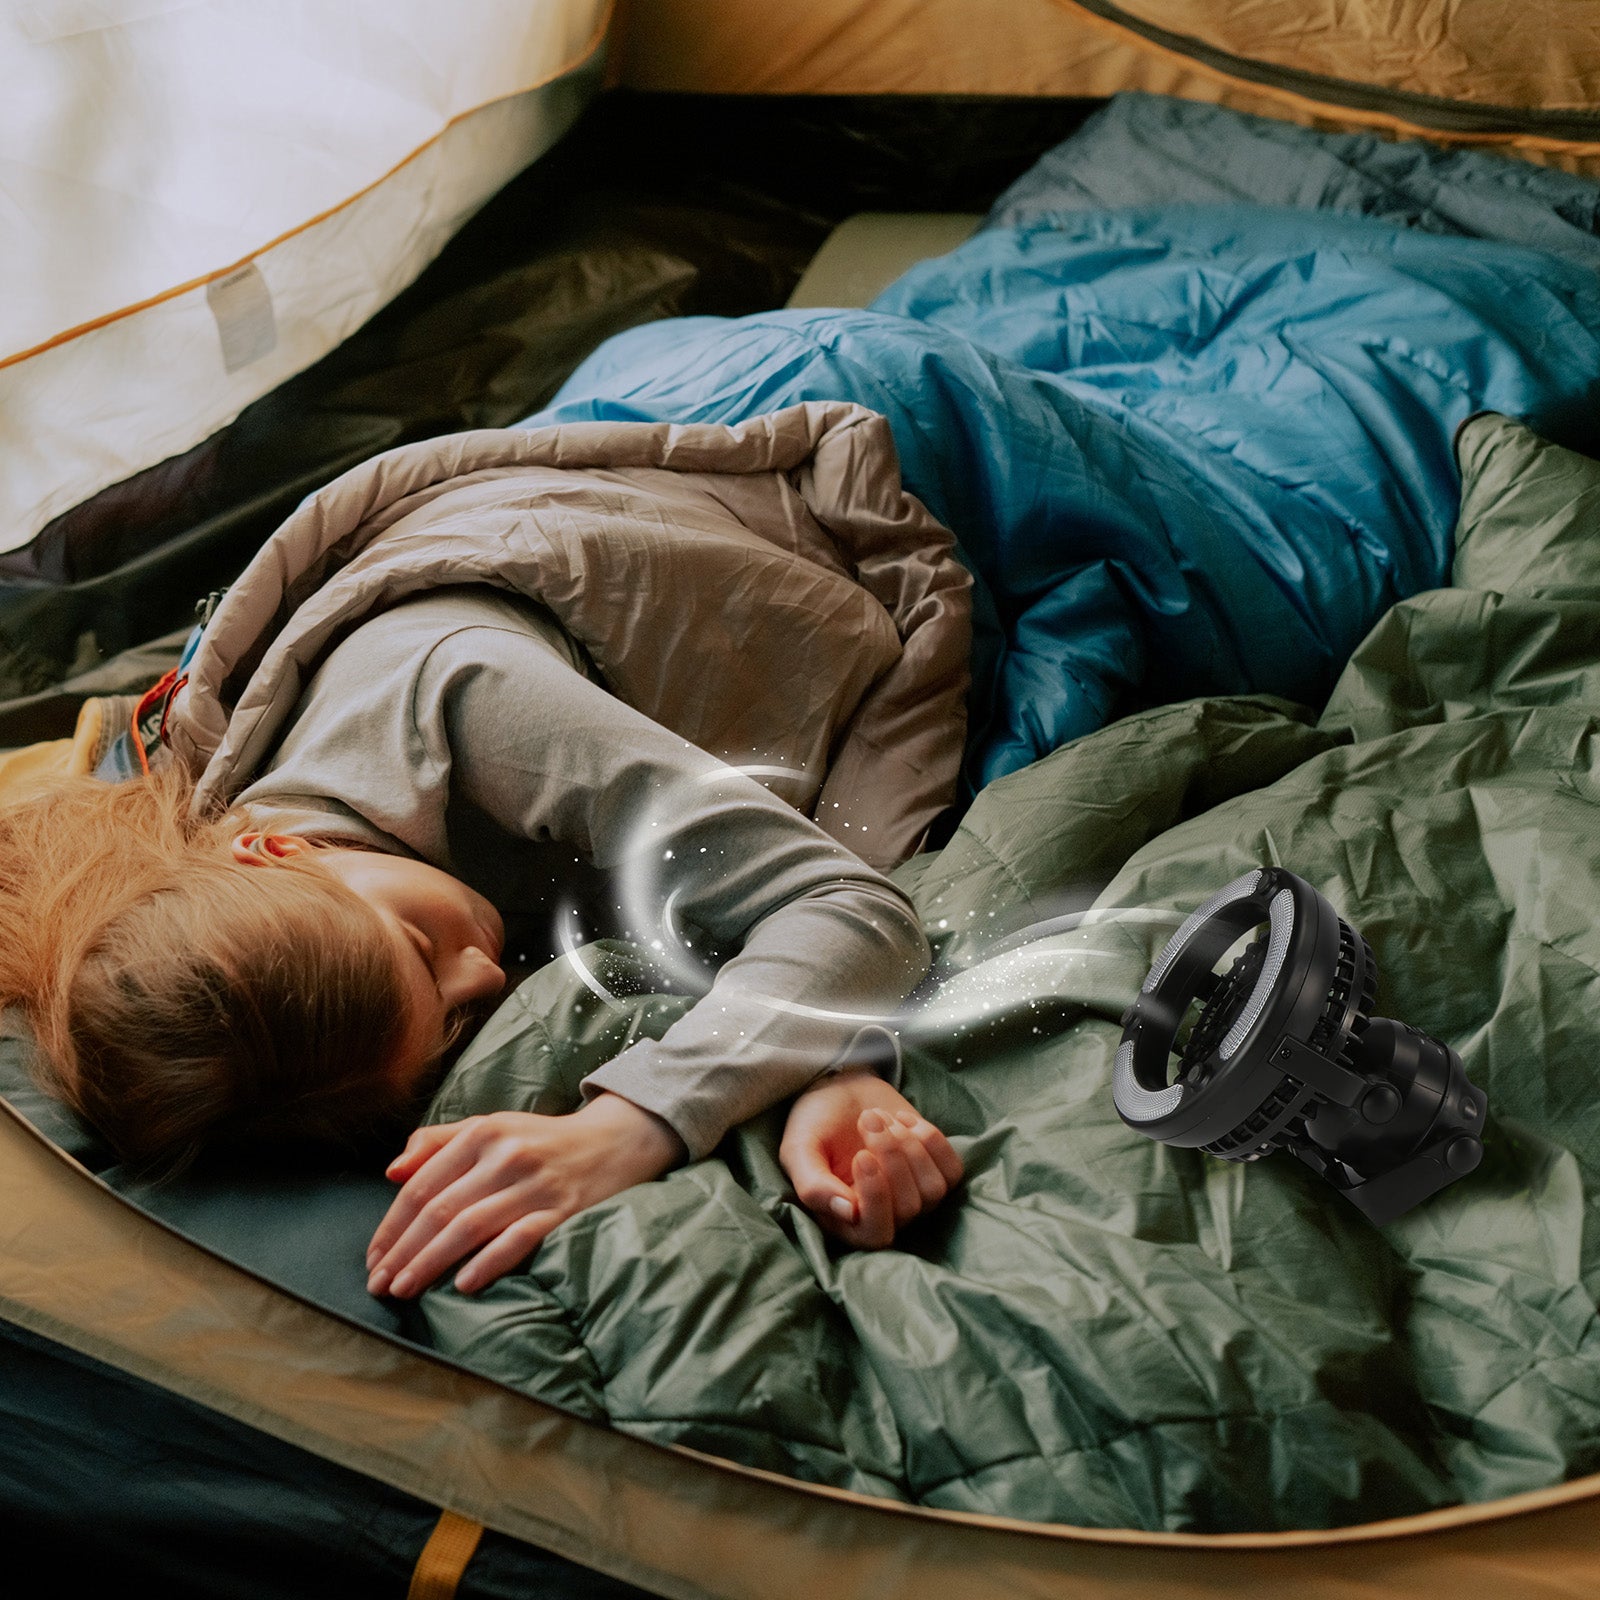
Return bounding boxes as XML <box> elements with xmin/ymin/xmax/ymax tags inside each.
<box><xmin>206</xmin><ymin>262</ymin><xmax>277</xmax><ymax>374</ymax></box>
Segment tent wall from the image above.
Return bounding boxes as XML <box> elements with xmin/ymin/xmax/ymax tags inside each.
<box><xmin>610</xmin><ymin>0</ymin><xmax>1139</xmax><ymax>97</ymax></box>
<box><xmin>0</xmin><ymin>1318</ymin><xmax>647</xmax><ymax>1600</ymax></box>
<box><xmin>0</xmin><ymin>0</ymin><xmax>610</xmax><ymax>557</ymax></box>
<box><xmin>614</xmin><ymin>0</ymin><xmax>1600</xmax><ymax>169</ymax></box>
<box><xmin>7</xmin><ymin>1093</ymin><xmax>1600</xmax><ymax>1597</ymax></box>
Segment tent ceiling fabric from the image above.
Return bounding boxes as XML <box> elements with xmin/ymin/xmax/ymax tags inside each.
<box><xmin>0</xmin><ymin>0</ymin><xmax>610</xmax><ymax>555</ymax></box>
<box><xmin>614</xmin><ymin>1</ymin><xmax>1600</xmax><ymax>157</ymax></box>
<box><xmin>1076</xmin><ymin>0</ymin><xmax>1600</xmax><ymax>115</ymax></box>
<box><xmin>611</xmin><ymin>0</ymin><xmax>1158</xmax><ymax>98</ymax></box>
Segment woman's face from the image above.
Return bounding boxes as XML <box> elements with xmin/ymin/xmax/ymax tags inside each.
<box><xmin>232</xmin><ymin>834</ymin><xmax>507</xmax><ymax>1092</ymax></box>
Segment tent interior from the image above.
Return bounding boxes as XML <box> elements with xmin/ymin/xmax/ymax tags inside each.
<box><xmin>8</xmin><ymin>3</ymin><xmax>1600</xmax><ymax>1596</ymax></box>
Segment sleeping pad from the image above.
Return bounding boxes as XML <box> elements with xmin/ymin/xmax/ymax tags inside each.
<box><xmin>418</xmin><ymin>413</ymin><xmax>1600</xmax><ymax>1532</ymax></box>
<box><xmin>524</xmin><ymin>96</ymin><xmax>1600</xmax><ymax>792</ymax></box>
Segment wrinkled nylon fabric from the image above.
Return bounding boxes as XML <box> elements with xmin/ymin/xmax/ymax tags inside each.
<box><xmin>527</xmin><ymin>97</ymin><xmax>1600</xmax><ymax>792</ymax></box>
<box><xmin>1080</xmin><ymin>0</ymin><xmax>1600</xmax><ymax>116</ymax></box>
<box><xmin>420</xmin><ymin>413</ymin><xmax>1600</xmax><ymax>1533</ymax></box>
<box><xmin>988</xmin><ymin>94</ymin><xmax>1600</xmax><ymax>264</ymax></box>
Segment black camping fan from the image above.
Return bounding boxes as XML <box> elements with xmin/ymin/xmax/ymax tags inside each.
<box><xmin>1113</xmin><ymin>867</ymin><xmax>1486</xmax><ymax>1224</ymax></box>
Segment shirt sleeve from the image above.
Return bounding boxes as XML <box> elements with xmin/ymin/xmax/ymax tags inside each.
<box><xmin>423</xmin><ymin>628</ymin><xmax>931</xmax><ymax>1160</ymax></box>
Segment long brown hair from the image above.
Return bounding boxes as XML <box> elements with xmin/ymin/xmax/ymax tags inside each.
<box><xmin>0</xmin><ymin>766</ymin><xmax>412</xmax><ymax>1171</ymax></box>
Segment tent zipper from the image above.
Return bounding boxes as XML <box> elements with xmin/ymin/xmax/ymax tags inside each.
<box><xmin>1063</xmin><ymin>0</ymin><xmax>1600</xmax><ymax>141</ymax></box>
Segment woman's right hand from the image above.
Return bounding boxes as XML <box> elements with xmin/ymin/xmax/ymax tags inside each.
<box><xmin>365</xmin><ymin>1092</ymin><xmax>685</xmax><ymax>1300</ymax></box>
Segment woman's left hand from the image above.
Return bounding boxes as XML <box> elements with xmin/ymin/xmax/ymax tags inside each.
<box><xmin>366</xmin><ymin>1093</ymin><xmax>685</xmax><ymax>1299</ymax></box>
<box><xmin>779</xmin><ymin>1068</ymin><xmax>964</xmax><ymax>1249</ymax></box>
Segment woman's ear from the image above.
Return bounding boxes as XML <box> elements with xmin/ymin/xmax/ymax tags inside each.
<box><xmin>230</xmin><ymin>831</ymin><xmax>313</xmax><ymax>865</ymax></box>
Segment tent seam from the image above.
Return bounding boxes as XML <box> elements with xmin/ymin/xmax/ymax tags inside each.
<box><xmin>1049</xmin><ymin>0</ymin><xmax>1600</xmax><ymax>153</ymax></box>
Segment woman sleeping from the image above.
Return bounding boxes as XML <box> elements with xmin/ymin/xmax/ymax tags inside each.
<box><xmin>0</xmin><ymin>403</ymin><xmax>972</xmax><ymax>1299</ymax></box>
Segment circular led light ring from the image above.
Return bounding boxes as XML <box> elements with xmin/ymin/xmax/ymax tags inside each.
<box><xmin>1113</xmin><ymin>1037</ymin><xmax>1184</xmax><ymax>1123</ymax></box>
<box><xmin>1141</xmin><ymin>869</ymin><xmax>1262</xmax><ymax>994</ymax></box>
<box><xmin>1116</xmin><ymin>874</ymin><xmax>1289</xmax><ymax>1125</ymax></box>
<box><xmin>1218</xmin><ymin>887</ymin><xmax>1294</xmax><ymax>1061</ymax></box>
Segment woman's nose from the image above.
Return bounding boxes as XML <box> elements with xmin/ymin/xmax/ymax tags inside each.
<box><xmin>440</xmin><ymin>945</ymin><xmax>506</xmax><ymax>1008</ymax></box>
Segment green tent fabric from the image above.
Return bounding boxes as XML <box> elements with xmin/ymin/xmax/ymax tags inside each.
<box><xmin>415</xmin><ymin>411</ymin><xmax>1600</xmax><ymax>1534</ymax></box>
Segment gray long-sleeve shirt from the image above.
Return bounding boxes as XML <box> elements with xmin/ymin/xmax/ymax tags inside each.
<box><xmin>236</xmin><ymin>586</ymin><xmax>929</xmax><ymax>1158</ymax></box>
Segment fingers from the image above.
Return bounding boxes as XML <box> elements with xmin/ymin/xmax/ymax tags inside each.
<box><xmin>454</xmin><ymin>1213</ymin><xmax>558</xmax><ymax>1295</ymax></box>
<box><xmin>367</xmin><ymin>1104</ymin><xmax>679</xmax><ymax>1299</ymax></box>
<box><xmin>847</xmin><ymin>1148</ymin><xmax>896</xmax><ymax>1249</ymax></box>
<box><xmin>780</xmin><ymin>1131</ymin><xmax>860</xmax><ymax>1226</ymax></box>
<box><xmin>858</xmin><ymin>1109</ymin><xmax>922</xmax><ymax>1219</ymax></box>
<box><xmin>860</xmin><ymin>1108</ymin><xmax>955</xmax><ymax>1220</ymax></box>
<box><xmin>384</xmin><ymin>1120</ymin><xmax>467</xmax><ymax>1186</ymax></box>
<box><xmin>380</xmin><ymin>1185</ymin><xmax>556</xmax><ymax>1299</ymax></box>
<box><xmin>367</xmin><ymin>1124</ymin><xmax>483</xmax><ymax>1272</ymax></box>
<box><xmin>786</xmin><ymin>1095</ymin><xmax>965</xmax><ymax>1248</ymax></box>
<box><xmin>366</xmin><ymin>1122</ymin><xmax>504</xmax><ymax>1291</ymax></box>
<box><xmin>890</xmin><ymin>1108</ymin><xmax>965</xmax><ymax>1189</ymax></box>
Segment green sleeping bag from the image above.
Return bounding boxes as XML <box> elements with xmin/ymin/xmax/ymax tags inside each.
<box><xmin>419</xmin><ymin>412</ymin><xmax>1600</xmax><ymax>1533</ymax></box>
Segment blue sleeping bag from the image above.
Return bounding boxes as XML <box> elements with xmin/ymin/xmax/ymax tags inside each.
<box><xmin>526</xmin><ymin>98</ymin><xmax>1600</xmax><ymax>792</ymax></box>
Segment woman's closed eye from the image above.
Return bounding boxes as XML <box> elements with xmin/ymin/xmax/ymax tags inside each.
<box><xmin>401</xmin><ymin>922</ymin><xmax>445</xmax><ymax>999</ymax></box>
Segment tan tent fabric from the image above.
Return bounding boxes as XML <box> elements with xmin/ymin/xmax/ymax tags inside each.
<box><xmin>1082</xmin><ymin>0</ymin><xmax>1600</xmax><ymax>115</ymax></box>
<box><xmin>614</xmin><ymin>0</ymin><xmax>1600</xmax><ymax>174</ymax></box>
<box><xmin>5</xmin><ymin>1099</ymin><xmax>1600</xmax><ymax>1598</ymax></box>
<box><xmin>611</xmin><ymin>0</ymin><xmax>1145</xmax><ymax>98</ymax></box>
